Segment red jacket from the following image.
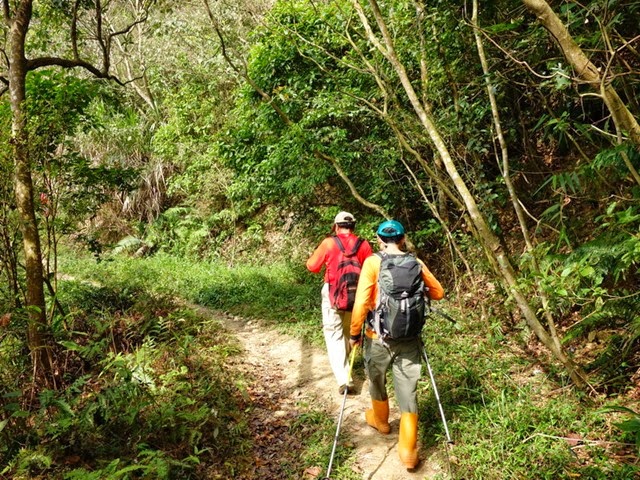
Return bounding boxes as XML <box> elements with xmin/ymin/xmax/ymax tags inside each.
<box><xmin>306</xmin><ymin>233</ymin><xmax>373</xmax><ymax>284</ymax></box>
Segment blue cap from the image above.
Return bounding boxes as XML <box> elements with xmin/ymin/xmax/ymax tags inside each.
<box><xmin>376</xmin><ymin>220</ymin><xmax>405</xmax><ymax>238</ymax></box>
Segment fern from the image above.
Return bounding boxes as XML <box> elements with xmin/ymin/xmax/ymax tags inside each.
<box><xmin>622</xmin><ymin>315</ymin><xmax>640</xmax><ymax>356</ymax></box>
<box><xmin>564</xmin><ymin>299</ymin><xmax>638</xmax><ymax>343</ymax></box>
<box><xmin>112</xmin><ymin>235</ymin><xmax>144</xmax><ymax>255</ymax></box>
<box><xmin>588</xmin><ymin>144</ymin><xmax>639</xmax><ymax>179</ymax></box>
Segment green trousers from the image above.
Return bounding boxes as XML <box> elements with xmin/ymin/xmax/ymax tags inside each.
<box><xmin>363</xmin><ymin>335</ymin><xmax>422</xmax><ymax>413</ymax></box>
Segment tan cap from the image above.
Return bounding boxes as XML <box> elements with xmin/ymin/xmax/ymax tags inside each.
<box><xmin>334</xmin><ymin>211</ymin><xmax>356</xmax><ymax>224</ymax></box>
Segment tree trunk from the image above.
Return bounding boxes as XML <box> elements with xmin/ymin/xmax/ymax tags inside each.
<box><xmin>472</xmin><ymin>0</ymin><xmax>564</xmax><ymax>354</ymax></box>
<box><xmin>522</xmin><ymin>0</ymin><xmax>640</xmax><ymax>147</ymax></box>
<box><xmin>8</xmin><ymin>0</ymin><xmax>52</xmax><ymax>378</ymax></box>
<box><xmin>0</xmin><ymin>217</ymin><xmax>23</xmax><ymax>308</ymax></box>
<box><xmin>355</xmin><ymin>0</ymin><xmax>588</xmax><ymax>387</ymax></box>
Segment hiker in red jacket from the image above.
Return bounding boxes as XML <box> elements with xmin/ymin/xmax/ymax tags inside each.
<box><xmin>306</xmin><ymin>211</ymin><xmax>373</xmax><ymax>394</ymax></box>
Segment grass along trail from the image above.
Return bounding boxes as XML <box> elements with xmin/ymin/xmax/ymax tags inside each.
<box><xmin>52</xmin><ymin>256</ymin><xmax>640</xmax><ymax>478</ymax></box>
<box><xmin>206</xmin><ymin>306</ymin><xmax>451</xmax><ymax>480</ymax></box>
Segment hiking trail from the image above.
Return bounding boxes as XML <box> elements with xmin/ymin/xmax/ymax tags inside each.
<box><xmin>208</xmin><ymin>308</ymin><xmax>452</xmax><ymax>480</ymax></box>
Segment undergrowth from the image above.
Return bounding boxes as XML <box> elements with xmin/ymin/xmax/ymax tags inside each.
<box><xmin>417</xmin><ymin>311</ymin><xmax>639</xmax><ymax>479</ymax></box>
<box><xmin>2</xmin><ymin>249</ymin><xmax>638</xmax><ymax>479</ymax></box>
<box><xmin>0</xmin><ymin>282</ymin><xmax>251</xmax><ymax>479</ymax></box>
<box><xmin>0</xmin><ymin>252</ymin><xmax>331</xmax><ymax>479</ymax></box>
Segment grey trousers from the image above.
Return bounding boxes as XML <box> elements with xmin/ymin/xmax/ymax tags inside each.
<box><xmin>364</xmin><ymin>335</ymin><xmax>422</xmax><ymax>413</ymax></box>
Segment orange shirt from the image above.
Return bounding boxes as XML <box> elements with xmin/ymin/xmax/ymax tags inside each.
<box><xmin>306</xmin><ymin>233</ymin><xmax>373</xmax><ymax>284</ymax></box>
<box><xmin>350</xmin><ymin>253</ymin><xmax>444</xmax><ymax>338</ymax></box>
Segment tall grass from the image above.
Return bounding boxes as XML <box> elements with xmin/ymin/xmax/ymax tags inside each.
<box><xmin>416</xmin><ymin>312</ymin><xmax>639</xmax><ymax>479</ymax></box>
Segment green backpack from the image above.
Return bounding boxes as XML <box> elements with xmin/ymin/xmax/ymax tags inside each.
<box><xmin>370</xmin><ymin>252</ymin><xmax>427</xmax><ymax>340</ymax></box>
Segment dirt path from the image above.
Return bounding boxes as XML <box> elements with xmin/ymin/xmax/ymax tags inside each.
<box><xmin>215</xmin><ymin>310</ymin><xmax>451</xmax><ymax>480</ymax></box>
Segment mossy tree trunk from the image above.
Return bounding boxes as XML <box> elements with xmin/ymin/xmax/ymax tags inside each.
<box><xmin>2</xmin><ymin>0</ymin><xmax>152</xmax><ymax>385</ymax></box>
<box><xmin>6</xmin><ymin>0</ymin><xmax>52</xmax><ymax>379</ymax></box>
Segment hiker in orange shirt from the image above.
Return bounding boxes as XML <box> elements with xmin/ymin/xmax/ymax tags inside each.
<box><xmin>306</xmin><ymin>211</ymin><xmax>373</xmax><ymax>394</ymax></box>
<box><xmin>349</xmin><ymin>220</ymin><xmax>444</xmax><ymax>469</ymax></box>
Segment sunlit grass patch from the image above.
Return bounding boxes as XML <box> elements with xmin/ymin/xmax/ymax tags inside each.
<box><xmin>416</xmin><ymin>314</ymin><xmax>639</xmax><ymax>479</ymax></box>
<box><xmin>59</xmin><ymin>251</ymin><xmax>324</xmax><ymax>345</ymax></box>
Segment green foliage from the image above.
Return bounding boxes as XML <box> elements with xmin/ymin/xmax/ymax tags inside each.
<box><xmin>516</xmin><ymin>199</ymin><xmax>640</xmax><ymax>386</ymax></box>
<box><xmin>24</xmin><ymin>70</ymin><xmax>100</xmax><ymax>146</ymax></box>
<box><xmin>11</xmin><ymin>449</ymin><xmax>54</xmax><ymax>478</ymax></box>
<box><xmin>0</xmin><ymin>274</ymin><xmax>252</xmax><ymax>478</ymax></box>
<box><xmin>418</xmin><ymin>312</ymin><xmax>639</xmax><ymax>479</ymax></box>
<box><xmin>524</xmin><ymin>198</ymin><xmax>638</xmax><ymax>295</ymax></box>
<box><xmin>141</xmin><ymin>206</ymin><xmax>214</xmax><ymax>257</ymax></box>
<box><xmin>5</xmin><ymin>0</ymin><xmax>640</xmax><ymax>476</ymax></box>
<box><xmin>599</xmin><ymin>406</ymin><xmax>640</xmax><ymax>453</ymax></box>
<box><xmin>218</xmin><ymin>0</ymin><xmax>424</xmax><ymax>214</ymax></box>
<box><xmin>59</xmin><ymin>251</ymin><xmax>323</xmax><ymax>344</ymax></box>
<box><xmin>18</xmin><ymin>249</ymin><xmax>353</xmax><ymax>478</ymax></box>
<box><xmin>152</xmin><ymin>79</ymin><xmax>233</xmax><ymax>205</ymax></box>
<box><xmin>1</xmin><ymin>70</ymin><xmax>136</xmax><ymax>301</ymax></box>
<box><xmin>45</xmin><ymin>151</ymin><xmax>138</xmax><ymax>232</ymax></box>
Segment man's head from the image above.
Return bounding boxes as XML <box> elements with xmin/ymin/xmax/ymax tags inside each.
<box><xmin>376</xmin><ymin>219</ymin><xmax>405</xmax><ymax>245</ymax></box>
<box><xmin>334</xmin><ymin>211</ymin><xmax>356</xmax><ymax>231</ymax></box>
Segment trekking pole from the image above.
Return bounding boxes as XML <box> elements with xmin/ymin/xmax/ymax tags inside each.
<box><xmin>419</xmin><ymin>338</ymin><xmax>454</xmax><ymax>445</ymax></box>
<box><xmin>323</xmin><ymin>344</ymin><xmax>358</xmax><ymax>480</ymax></box>
<box><xmin>425</xmin><ymin>295</ymin><xmax>457</xmax><ymax>325</ymax></box>
<box><xmin>430</xmin><ymin>306</ymin><xmax>457</xmax><ymax>325</ymax></box>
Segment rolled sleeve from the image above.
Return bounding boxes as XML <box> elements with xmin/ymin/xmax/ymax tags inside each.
<box><xmin>418</xmin><ymin>259</ymin><xmax>444</xmax><ymax>300</ymax></box>
<box><xmin>306</xmin><ymin>238</ymin><xmax>332</xmax><ymax>274</ymax></box>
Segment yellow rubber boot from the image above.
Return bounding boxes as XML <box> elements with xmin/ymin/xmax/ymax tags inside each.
<box><xmin>398</xmin><ymin>412</ymin><xmax>419</xmax><ymax>469</ymax></box>
<box><xmin>365</xmin><ymin>399</ymin><xmax>390</xmax><ymax>434</ymax></box>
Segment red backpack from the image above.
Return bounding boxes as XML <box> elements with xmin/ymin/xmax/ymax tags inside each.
<box><xmin>329</xmin><ymin>237</ymin><xmax>364</xmax><ymax>311</ymax></box>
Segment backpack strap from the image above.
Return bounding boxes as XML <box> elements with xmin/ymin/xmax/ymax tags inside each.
<box><xmin>350</xmin><ymin>238</ymin><xmax>364</xmax><ymax>257</ymax></box>
<box><xmin>370</xmin><ymin>251</ymin><xmax>387</xmax><ymax>340</ymax></box>
<box><xmin>334</xmin><ymin>236</ymin><xmax>363</xmax><ymax>257</ymax></box>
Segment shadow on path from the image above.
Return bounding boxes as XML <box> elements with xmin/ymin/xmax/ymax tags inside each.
<box><xmin>208</xmin><ymin>308</ymin><xmax>450</xmax><ymax>479</ymax></box>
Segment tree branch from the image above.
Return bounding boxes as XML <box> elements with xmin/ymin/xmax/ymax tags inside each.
<box><xmin>314</xmin><ymin>151</ymin><xmax>390</xmax><ymax>219</ymax></box>
<box><xmin>202</xmin><ymin>0</ymin><xmax>292</xmax><ymax>126</ymax></box>
<box><xmin>2</xmin><ymin>0</ymin><xmax>10</xmax><ymax>23</ymax></box>
<box><xmin>71</xmin><ymin>0</ymin><xmax>79</xmax><ymax>59</ymax></box>
<box><xmin>25</xmin><ymin>57</ymin><xmax>122</xmax><ymax>84</ymax></box>
<box><xmin>95</xmin><ymin>0</ymin><xmax>108</xmax><ymax>71</ymax></box>
<box><xmin>522</xmin><ymin>0</ymin><xmax>640</xmax><ymax>146</ymax></box>
<box><xmin>112</xmin><ymin>33</ymin><xmax>157</xmax><ymax>111</ymax></box>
